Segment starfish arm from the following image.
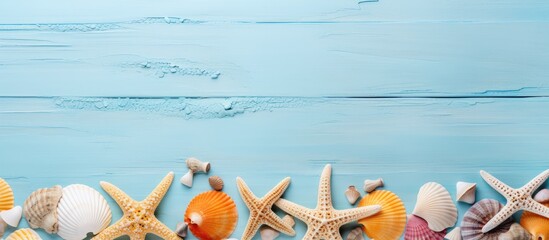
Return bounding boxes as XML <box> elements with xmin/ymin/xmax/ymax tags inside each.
<box><xmin>524</xmin><ymin>198</ymin><xmax>549</xmax><ymax>218</ymax></box>
<box><xmin>480</xmin><ymin>170</ymin><xmax>514</xmax><ymax>198</ymax></box>
<box><xmin>481</xmin><ymin>204</ymin><xmax>516</xmax><ymax>233</ymax></box>
<box><xmin>240</xmin><ymin>214</ymin><xmax>262</xmax><ymax>240</ymax></box>
<box><xmin>262</xmin><ymin>177</ymin><xmax>291</xmax><ymax>205</ymax></box>
<box><xmin>92</xmin><ymin>220</ymin><xmax>127</xmax><ymax>240</ymax></box>
<box><xmin>99</xmin><ymin>181</ymin><xmax>136</xmax><ymax>210</ymax></box>
<box><xmin>148</xmin><ymin>217</ymin><xmax>181</xmax><ymax>240</ymax></box>
<box><xmin>275</xmin><ymin>198</ymin><xmax>314</xmax><ymax>223</ymax></box>
<box><xmin>334</xmin><ymin>205</ymin><xmax>381</xmax><ymax>224</ymax></box>
<box><xmin>144</xmin><ymin>172</ymin><xmax>174</xmax><ymax>210</ymax></box>
<box><xmin>303</xmin><ymin>228</ymin><xmax>318</xmax><ymax>240</ymax></box>
<box><xmin>317</xmin><ymin>164</ymin><xmax>333</xmax><ymax>211</ymax></box>
<box><xmin>264</xmin><ymin>211</ymin><xmax>296</xmax><ymax>236</ymax></box>
<box><xmin>521</xmin><ymin>169</ymin><xmax>549</xmax><ymax>194</ymax></box>
<box><xmin>236</xmin><ymin>177</ymin><xmax>259</xmax><ymax>210</ymax></box>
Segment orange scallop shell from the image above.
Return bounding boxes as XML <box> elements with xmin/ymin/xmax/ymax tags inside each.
<box><xmin>520</xmin><ymin>202</ymin><xmax>549</xmax><ymax>240</ymax></box>
<box><xmin>358</xmin><ymin>190</ymin><xmax>407</xmax><ymax>240</ymax></box>
<box><xmin>0</xmin><ymin>178</ymin><xmax>14</xmax><ymax>211</ymax></box>
<box><xmin>184</xmin><ymin>190</ymin><xmax>238</xmax><ymax>240</ymax></box>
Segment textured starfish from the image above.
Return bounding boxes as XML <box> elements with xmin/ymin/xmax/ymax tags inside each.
<box><xmin>236</xmin><ymin>176</ymin><xmax>296</xmax><ymax>240</ymax></box>
<box><xmin>93</xmin><ymin>172</ymin><xmax>180</xmax><ymax>240</ymax></box>
<box><xmin>275</xmin><ymin>164</ymin><xmax>381</xmax><ymax>240</ymax></box>
<box><xmin>480</xmin><ymin>169</ymin><xmax>549</xmax><ymax>233</ymax></box>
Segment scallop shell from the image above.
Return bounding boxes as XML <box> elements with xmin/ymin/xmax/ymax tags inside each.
<box><xmin>0</xmin><ymin>178</ymin><xmax>14</xmax><ymax>211</ymax></box>
<box><xmin>534</xmin><ymin>189</ymin><xmax>549</xmax><ymax>203</ymax></box>
<box><xmin>345</xmin><ymin>186</ymin><xmax>361</xmax><ymax>205</ymax></box>
<box><xmin>520</xmin><ymin>202</ymin><xmax>549</xmax><ymax>240</ymax></box>
<box><xmin>346</xmin><ymin>227</ymin><xmax>364</xmax><ymax>240</ymax></box>
<box><xmin>456</xmin><ymin>182</ymin><xmax>476</xmax><ymax>204</ymax></box>
<box><xmin>1</xmin><ymin>206</ymin><xmax>22</xmax><ymax>227</ymax></box>
<box><xmin>5</xmin><ymin>228</ymin><xmax>42</xmax><ymax>240</ymax></box>
<box><xmin>412</xmin><ymin>182</ymin><xmax>458</xmax><ymax>232</ymax></box>
<box><xmin>23</xmin><ymin>185</ymin><xmax>63</xmax><ymax>233</ymax></box>
<box><xmin>445</xmin><ymin>227</ymin><xmax>462</xmax><ymax>240</ymax></box>
<box><xmin>461</xmin><ymin>199</ymin><xmax>513</xmax><ymax>240</ymax></box>
<box><xmin>180</xmin><ymin>170</ymin><xmax>194</xmax><ymax>187</ymax></box>
<box><xmin>498</xmin><ymin>223</ymin><xmax>531</xmax><ymax>240</ymax></box>
<box><xmin>57</xmin><ymin>184</ymin><xmax>112</xmax><ymax>240</ymax></box>
<box><xmin>363</xmin><ymin>178</ymin><xmax>384</xmax><ymax>193</ymax></box>
<box><xmin>209</xmin><ymin>176</ymin><xmax>224</xmax><ymax>191</ymax></box>
<box><xmin>358</xmin><ymin>190</ymin><xmax>406</xmax><ymax>240</ymax></box>
<box><xmin>405</xmin><ymin>214</ymin><xmax>446</xmax><ymax>240</ymax></box>
<box><xmin>184</xmin><ymin>190</ymin><xmax>238</xmax><ymax>240</ymax></box>
<box><xmin>186</xmin><ymin>157</ymin><xmax>210</xmax><ymax>173</ymax></box>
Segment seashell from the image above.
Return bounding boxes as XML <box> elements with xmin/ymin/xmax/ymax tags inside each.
<box><xmin>358</xmin><ymin>190</ymin><xmax>406</xmax><ymax>240</ymax></box>
<box><xmin>445</xmin><ymin>227</ymin><xmax>461</xmax><ymax>240</ymax></box>
<box><xmin>0</xmin><ymin>206</ymin><xmax>22</xmax><ymax>227</ymax></box>
<box><xmin>185</xmin><ymin>190</ymin><xmax>238</xmax><ymax>240</ymax></box>
<box><xmin>363</xmin><ymin>178</ymin><xmax>384</xmax><ymax>193</ymax></box>
<box><xmin>209</xmin><ymin>176</ymin><xmax>224</xmax><ymax>191</ymax></box>
<box><xmin>412</xmin><ymin>182</ymin><xmax>458</xmax><ymax>232</ymax></box>
<box><xmin>520</xmin><ymin>202</ymin><xmax>549</xmax><ymax>240</ymax></box>
<box><xmin>405</xmin><ymin>214</ymin><xmax>446</xmax><ymax>240</ymax></box>
<box><xmin>345</xmin><ymin>186</ymin><xmax>361</xmax><ymax>205</ymax></box>
<box><xmin>259</xmin><ymin>214</ymin><xmax>295</xmax><ymax>240</ymax></box>
<box><xmin>461</xmin><ymin>199</ymin><xmax>513</xmax><ymax>240</ymax></box>
<box><xmin>0</xmin><ymin>220</ymin><xmax>6</xmax><ymax>238</ymax></box>
<box><xmin>180</xmin><ymin>170</ymin><xmax>194</xmax><ymax>187</ymax></box>
<box><xmin>498</xmin><ymin>223</ymin><xmax>531</xmax><ymax>240</ymax></box>
<box><xmin>186</xmin><ymin>157</ymin><xmax>210</xmax><ymax>173</ymax></box>
<box><xmin>534</xmin><ymin>189</ymin><xmax>549</xmax><ymax>203</ymax></box>
<box><xmin>456</xmin><ymin>182</ymin><xmax>476</xmax><ymax>204</ymax></box>
<box><xmin>5</xmin><ymin>228</ymin><xmax>42</xmax><ymax>240</ymax></box>
<box><xmin>346</xmin><ymin>227</ymin><xmax>364</xmax><ymax>240</ymax></box>
<box><xmin>0</xmin><ymin>178</ymin><xmax>14</xmax><ymax>211</ymax></box>
<box><xmin>175</xmin><ymin>222</ymin><xmax>188</xmax><ymax>238</ymax></box>
<box><xmin>57</xmin><ymin>184</ymin><xmax>112</xmax><ymax>240</ymax></box>
<box><xmin>23</xmin><ymin>185</ymin><xmax>63</xmax><ymax>233</ymax></box>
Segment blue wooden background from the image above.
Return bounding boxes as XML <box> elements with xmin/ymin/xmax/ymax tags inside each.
<box><xmin>1</xmin><ymin>0</ymin><xmax>548</xmax><ymax>239</ymax></box>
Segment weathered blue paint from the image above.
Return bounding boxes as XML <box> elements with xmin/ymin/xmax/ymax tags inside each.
<box><xmin>1</xmin><ymin>0</ymin><xmax>549</xmax><ymax>239</ymax></box>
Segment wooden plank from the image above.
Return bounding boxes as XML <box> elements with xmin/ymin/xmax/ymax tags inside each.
<box><xmin>1</xmin><ymin>97</ymin><xmax>548</xmax><ymax>239</ymax></box>
<box><xmin>2</xmin><ymin>22</ymin><xmax>549</xmax><ymax>97</ymax></box>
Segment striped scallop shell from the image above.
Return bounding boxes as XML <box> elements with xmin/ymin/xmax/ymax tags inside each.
<box><xmin>0</xmin><ymin>178</ymin><xmax>14</xmax><ymax>211</ymax></box>
<box><xmin>405</xmin><ymin>215</ymin><xmax>446</xmax><ymax>240</ymax></box>
<box><xmin>5</xmin><ymin>228</ymin><xmax>42</xmax><ymax>240</ymax></box>
<box><xmin>358</xmin><ymin>190</ymin><xmax>407</xmax><ymax>240</ymax></box>
<box><xmin>412</xmin><ymin>182</ymin><xmax>458</xmax><ymax>232</ymax></box>
<box><xmin>461</xmin><ymin>199</ymin><xmax>513</xmax><ymax>240</ymax></box>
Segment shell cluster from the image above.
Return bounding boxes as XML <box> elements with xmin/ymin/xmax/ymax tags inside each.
<box><xmin>0</xmin><ymin>178</ymin><xmax>22</xmax><ymax>238</ymax></box>
<box><xmin>180</xmin><ymin>157</ymin><xmax>211</xmax><ymax>187</ymax></box>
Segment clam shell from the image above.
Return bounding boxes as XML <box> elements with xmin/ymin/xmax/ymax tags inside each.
<box><xmin>0</xmin><ymin>178</ymin><xmax>14</xmax><ymax>211</ymax></box>
<box><xmin>186</xmin><ymin>157</ymin><xmax>210</xmax><ymax>173</ymax></box>
<box><xmin>405</xmin><ymin>215</ymin><xmax>446</xmax><ymax>240</ymax></box>
<box><xmin>345</xmin><ymin>186</ymin><xmax>361</xmax><ymax>205</ymax></box>
<box><xmin>23</xmin><ymin>185</ymin><xmax>63</xmax><ymax>233</ymax></box>
<box><xmin>0</xmin><ymin>206</ymin><xmax>22</xmax><ymax>227</ymax></box>
<box><xmin>445</xmin><ymin>227</ymin><xmax>462</xmax><ymax>240</ymax></box>
<box><xmin>208</xmin><ymin>176</ymin><xmax>224</xmax><ymax>191</ymax></box>
<box><xmin>5</xmin><ymin>228</ymin><xmax>42</xmax><ymax>240</ymax></box>
<box><xmin>456</xmin><ymin>182</ymin><xmax>476</xmax><ymax>204</ymax></box>
<box><xmin>534</xmin><ymin>189</ymin><xmax>549</xmax><ymax>203</ymax></box>
<box><xmin>57</xmin><ymin>184</ymin><xmax>112</xmax><ymax>240</ymax></box>
<box><xmin>520</xmin><ymin>202</ymin><xmax>549</xmax><ymax>240</ymax></box>
<box><xmin>358</xmin><ymin>190</ymin><xmax>407</xmax><ymax>240</ymax></box>
<box><xmin>461</xmin><ymin>199</ymin><xmax>513</xmax><ymax>240</ymax></box>
<box><xmin>498</xmin><ymin>223</ymin><xmax>531</xmax><ymax>240</ymax></box>
<box><xmin>412</xmin><ymin>182</ymin><xmax>458</xmax><ymax>232</ymax></box>
<box><xmin>180</xmin><ymin>170</ymin><xmax>194</xmax><ymax>187</ymax></box>
<box><xmin>185</xmin><ymin>190</ymin><xmax>238</xmax><ymax>240</ymax></box>
<box><xmin>363</xmin><ymin>178</ymin><xmax>384</xmax><ymax>193</ymax></box>
<box><xmin>346</xmin><ymin>227</ymin><xmax>365</xmax><ymax>240</ymax></box>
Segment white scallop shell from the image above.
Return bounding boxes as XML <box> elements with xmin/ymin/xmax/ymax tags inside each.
<box><xmin>445</xmin><ymin>227</ymin><xmax>461</xmax><ymax>240</ymax></box>
<box><xmin>412</xmin><ymin>182</ymin><xmax>458</xmax><ymax>232</ymax></box>
<box><xmin>57</xmin><ymin>184</ymin><xmax>112</xmax><ymax>240</ymax></box>
<box><xmin>1</xmin><ymin>206</ymin><xmax>22</xmax><ymax>227</ymax></box>
<box><xmin>456</xmin><ymin>182</ymin><xmax>476</xmax><ymax>204</ymax></box>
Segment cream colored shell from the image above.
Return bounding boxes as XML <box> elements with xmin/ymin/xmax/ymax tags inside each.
<box><xmin>23</xmin><ymin>185</ymin><xmax>63</xmax><ymax>233</ymax></box>
<box><xmin>456</xmin><ymin>182</ymin><xmax>476</xmax><ymax>204</ymax></box>
<box><xmin>498</xmin><ymin>223</ymin><xmax>531</xmax><ymax>240</ymax></box>
<box><xmin>445</xmin><ymin>227</ymin><xmax>461</xmax><ymax>240</ymax></box>
<box><xmin>363</xmin><ymin>178</ymin><xmax>383</xmax><ymax>193</ymax></box>
<box><xmin>5</xmin><ymin>228</ymin><xmax>42</xmax><ymax>240</ymax></box>
<box><xmin>346</xmin><ymin>227</ymin><xmax>364</xmax><ymax>240</ymax></box>
<box><xmin>412</xmin><ymin>182</ymin><xmax>457</xmax><ymax>232</ymax></box>
<box><xmin>1</xmin><ymin>206</ymin><xmax>22</xmax><ymax>227</ymax></box>
<box><xmin>345</xmin><ymin>186</ymin><xmax>361</xmax><ymax>205</ymax></box>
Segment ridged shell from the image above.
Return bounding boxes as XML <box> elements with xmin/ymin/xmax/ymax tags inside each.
<box><xmin>498</xmin><ymin>223</ymin><xmax>531</xmax><ymax>240</ymax></box>
<box><xmin>405</xmin><ymin>215</ymin><xmax>446</xmax><ymax>240</ymax></box>
<box><xmin>412</xmin><ymin>182</ymin><xmax>458</xmax><ymax>232</ymax></box>
<box><xmin>461</xmin><ymin>199</ymin><xmax>513</xmax><ymax>240</ymax></box>
<box><xmin>445</xmin><ymin>227</ymin><xmax>462</xmax><ymax>240</ymax></box>
<box><xmin>358</xmin><ymin>190</ymin><xmax>406</xmax><ymax>240</ymax></box>
<box><xmin>534</xmin><ymin>189</ymin><xmax>549</xmax><ymax>203</ymax></box>
<box><xmin>184</xmin><ymin>190</ymin><xmax>238</xmax><ymax>240</ymax></box>
<box><xmin>5</xmin><ymin>228</ymin><xmax>42</xmax><ymax>240</ymax></box>
<box><xmin>57</xmin><ymin>184</ymin><xmax>112</xmax><ymax>240</ymax></box>
<box><xmin>345</xmin><ymin>186</ymin><xmax>361</xmax><ymax>205</ymax></box>
<box><xmin>0</xmin><ymin>178</ymin><xmax>14</xmax><ymax>211</ymax></box>
<box><xmin>520</xmin><ymin>202</ymin><xmax>549</xmax><ymax>240</ymax></box>
<box><xmin>346</xmin><ymin>227</ymin><xmax>364</xmax><ymax>240</ymax></box>
<box><xmin>23</xmin><ymin>185</ymin><xmax>63</xmax><ymax>233</ymax></box>
<box><xmin>456</xmin><ymin>182</ymin><xmax>476</xmax><ymax>204</ymax></box>
<box><xmin>363</xmin><ymin>178</ymin><xmax>384</xmax><ymax>193</ymax></box>
<box><xmin>208</xmin><ymin>176</ymin><xmax>224</xmax><ymax>191</ymax></box>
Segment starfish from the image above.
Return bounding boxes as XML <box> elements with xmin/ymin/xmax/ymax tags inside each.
<box><xmin>480</xmin><ymin>169</ymin><xmax>549</xmax><ymax>233</ymax></box>
<box><xmin>236</xmin><ymin>176</ymin><xmax>296</xmax><ymax>240</ymax></box>
<box><xmin>93</xmin><ymin>172</ymin><xmax>180</xmax><ymax>240</ymax></box>
<box><xmin>275</xmin><ymin>164</ymin><xmax>381</xmax><ymax>240</ymax></box>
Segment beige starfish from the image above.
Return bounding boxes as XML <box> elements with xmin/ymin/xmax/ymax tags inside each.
<box><xmin>275</xmin><ymin>164</ymin><xmax>381</xmax><ymax>240</ymax></box>
<box><xmin>480</xmin><ymin>169</ymin><xmax>549</xmax><ymax>233</ymax></box>
<box><xmin>236</xmin><ymin>176</ymin><xmax>296</xmax><ymax>240</ymax></box>
<box><xmin>93</xmin><ymin>172</ymin><xmax>180</xmax><ymax>240</ymax></box>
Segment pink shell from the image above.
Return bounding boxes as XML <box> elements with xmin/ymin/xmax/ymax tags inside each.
<box><xmin>405</xmin><ymin>215</ymin><xmax>446</xmax><ymax>240</ymax></box>
<box><xmin>461</xmin><ymin>199</ymin><xmax>513</xmax><ymax>240</ymax></box>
